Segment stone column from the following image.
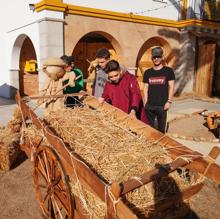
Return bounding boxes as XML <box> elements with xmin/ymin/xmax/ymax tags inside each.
<box><xmin>38</xmin><ymin>18</ymin><xmax>64</xmax><ymax>89</ymax></box>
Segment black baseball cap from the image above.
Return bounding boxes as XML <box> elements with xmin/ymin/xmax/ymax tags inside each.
<box><xmin>151</xmin><ymin>47</ymin><xmax>163</xmax><ymax>58</ymax></box>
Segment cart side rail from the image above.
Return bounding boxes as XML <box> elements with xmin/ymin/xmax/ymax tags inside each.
<box><xmin>16</xmin><ymin>92</ymin><xmax>138</xmax><ymax>219</ymax></box>
<box><xmin>83</xmin><ymin>95</ymin><xmax>220</xmax><ymax>184</ymax></box>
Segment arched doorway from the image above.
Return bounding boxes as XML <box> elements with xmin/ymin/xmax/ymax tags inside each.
<box><xmin>11</xmin><ymin>34</ymin><xmax>38</xmax><ymax>96</ymax></box>
<box><xmin>195</xmin><ymin>41</ymin><xmax>220</xmax><ymax>97</ymax></box>
<box><xmin>136</xmin><ymin>37</ymin><xmax>174</xmax><ymax>89</ymax></box>
<box><xmin>19</xmin><ymin>37</ymin><xmax>38</xmax><ymax>96</ymax></box>
<box><xmin>72</xmin><ymin>32</ymin><xmax>119</xmax><ymax>92</ymax></box>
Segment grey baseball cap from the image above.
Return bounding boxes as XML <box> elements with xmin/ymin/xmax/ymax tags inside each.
<box><xmin>151</xmin><ymin>47</ymin><xmax>163</xmax><ymax>58</ymax></box>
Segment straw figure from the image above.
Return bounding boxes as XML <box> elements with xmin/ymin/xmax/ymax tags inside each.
<box><xmin>39</xmin><ymin>57</ymin><xmax>66</xmax><ymax>112</ymax></box>
<box><xmin>86</xmin><ymin>59</ymin><xmax>98</xmax><ymax>93</ymax></box>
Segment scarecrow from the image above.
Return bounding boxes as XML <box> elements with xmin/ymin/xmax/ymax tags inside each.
<box><xmin>39</xmin><ymin>57</ymin><xmax>66</xmax><ymax>112</ymax></box>
<box><xmin>40</xmin><ymin>57</ymin><xmax>82</xmax><ymax>112</ymax></box>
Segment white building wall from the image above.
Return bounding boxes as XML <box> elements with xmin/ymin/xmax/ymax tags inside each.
<box><xmin>64</xmin><ymin>0</ymin><xmax>182</xmax><ymax>20</ymax></box>
<box><xmin>0</xmin><ymin>0</ymin><xmax>64</xmax><ymax>97</ymax></box>
<box><xmin>0</xmin><ymin>0</ymin><xmax>208</xmax><ymax>97</ymax></box>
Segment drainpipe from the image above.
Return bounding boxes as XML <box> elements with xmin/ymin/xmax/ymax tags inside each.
<box><xmin>193</xmin><ymin>35</ymin><xmax>199</xmax><ymax>92</ymax></box>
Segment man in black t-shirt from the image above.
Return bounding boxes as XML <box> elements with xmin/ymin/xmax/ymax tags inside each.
<box><xmin>143</xmin><ymin>46</ymin><xmax>175</xmax><ymax>133</ymax></box>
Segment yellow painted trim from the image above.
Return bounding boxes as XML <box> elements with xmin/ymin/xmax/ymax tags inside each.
<box><xmin>35</xmin><ymin>0</ymin><xmax>67</xmax><ymax>13</ymax></box>
<box><xmin>67</xmin><ymin>5</ymin><xmax>178</xmax><ymax>26</ymax></box>
<box><xmin>35</xmin><ymin>1</ymin><xmax>220</xmax><ymax>30</ymax></box>
<box><xmin>182</xmin><ymin>0</ymin><xmax>187</xmax><ymax>20</ymax></box>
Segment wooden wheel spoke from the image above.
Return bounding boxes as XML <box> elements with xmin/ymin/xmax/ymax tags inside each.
<box><xmin>51</xmin><ymin>159</ymin><xmax>56</xmax><ymax>181</ymax></box>
<box><xmin>47</xmin><ymin>197</ymin><xmax>53</xmax><ymax>218</ymax></box>
<box><xmin>36</xmin><ymin>166</ymin><xmax>48</xmax><ymax>183</ymax></box>
<box><xmin>33</xmin><ymin>146</ymin><xmax>74</xmax><ymax>219</ymax></box>
<box><xmin>43</xmin><ymin>151</ymin><xmax>51</xmax><ymax>182</ymax></box>
<box><xmin>54</xmin><ymin>187</ymin><xmax>69</xmax><ymax>213</ymax></box>
<box><xmin>48</xmin><ymin>154</ymin><xmax>56</xmax><ymax>181</ymax></box>
<box><xmin>38</xmin><ymin>156</ymin><xmax>49</xmax><ymax>182</ymax></box>
<box><xmin>56</xmin><ymin>183</ymin><xmax>65</xmax><ymax>193</ymax></box>
<box><xmin>50</xmin><ymin>197</ymin><xmax>58</xmax><ymax>219</ymax></box>
<box><xmin>51</xmin><ymin>195</ymin><xmax>64</xmax><ymax>219</ymax></box>
<box><xmin>43</xmin><ymin>190</ymin><xmax>50</xmax><ymax>203</ymax></box>
<box><xmin>39</xmin><ymin>184</ymin><xmax>47</xmax><ymax>189</ymax></box>
<box><xmin>57</xmin><ymin>177</ymin><xmax>66</xmax><ymax>190</ymax></box>
<box><xmin>53</xmin><ymin>174</ymin><xmax>61</xmax><ymax>186</ymax></box>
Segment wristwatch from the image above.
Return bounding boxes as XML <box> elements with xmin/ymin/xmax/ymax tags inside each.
<box><xmin>167</xmin><ymin>99</ymin><xmax>172</xmax><ymax>104</ymax></box>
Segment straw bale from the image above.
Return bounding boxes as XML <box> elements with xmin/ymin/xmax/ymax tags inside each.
<box><xmin>0</xmin><ymin>107</ymin><xmax>23</xmax><ymax>171</ymax></box>
<box><xmin>43</xmin><ymin>106</ymin><xmax>198</xmax><ymax>218</ymax></box>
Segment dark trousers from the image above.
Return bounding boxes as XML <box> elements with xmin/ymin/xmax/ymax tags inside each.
<box><xmin>145</xmin><ymin>104</ymin><xmax>167</xmax><ymax>133</ymax></box>
<box><xmin>65</xmin><ymin>96</ymin><xmax>80</xmax><ymax>108</ymax></box>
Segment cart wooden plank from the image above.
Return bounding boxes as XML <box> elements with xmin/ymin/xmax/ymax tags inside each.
<box><xmin>16</xmin><ymin>92</ymin><xmax>220</xmax><ymax>219</ymax></box>
<box><xmin>84</xmin><ymin>96</ymin><xmax>220</xmax><ymax>184</ymax></box>
<box><xmin>16</xmin><ymin>93</ymin><xmax>138</xmax><ymax>218</ymax></box>
<box><xmin>145</xmin><ymin>182</ymin><xmax>204</xmax><ymax>215</ymax></box>
<box><xmin>17</xmin><ymin>94</ymin><xmax>107</xmax><ymax>202</ymax></box>
<box><xmin>121</xmin><ymin>157</ymin><xmax>194</xmax><ymax>195</ymax></box>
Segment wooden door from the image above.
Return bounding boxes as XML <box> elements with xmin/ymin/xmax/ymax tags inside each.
<box><xmin>196</xmin><ymin>43</ymin><xmax>216</xmax><ymax>96</ymax></box>
<box><xmin>73</xmin><ymin>42</ymin><xmax>115</xmax><ymax>79</ymax></box>
<box><xmin>19</xmin><ymin>37</ymin><xmax>38</xmax><ymax>96</ymax></box>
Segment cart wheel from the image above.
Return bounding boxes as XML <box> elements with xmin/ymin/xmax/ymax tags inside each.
<box><xmin>33</xmin><ymin>145</ymin><xmax>74</xmax><ymax>219</ymax></box>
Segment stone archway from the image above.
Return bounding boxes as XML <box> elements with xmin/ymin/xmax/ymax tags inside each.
<box><xmin>71</xmin><ymin>31</ymin><xmax>122</xmax><ymax>92</ymax></box>
<box><xmin>11</xmin><ymin>34</ymin><xmax>38</xmax><ymax>96</ymax></box>
<box><xmin>136</xmin><ymin>37</ymin><xmax>174</xmax><ymax>89</ymax></box>
<box><xmin>72</xmin><ymin>31</ymin><xmax>121</xmax><ymax>79</ymax></box>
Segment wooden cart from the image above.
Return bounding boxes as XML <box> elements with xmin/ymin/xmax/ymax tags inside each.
<box><xmin>16</xmin><ymin>92</ymin><xmax>220</xmax><ymax>219</ymax></box>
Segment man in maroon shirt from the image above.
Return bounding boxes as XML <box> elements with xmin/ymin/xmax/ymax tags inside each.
<box><xmin>98</xmin><ymin>60</ymin><xmax>148</xmax><ymax>124</ymax></box>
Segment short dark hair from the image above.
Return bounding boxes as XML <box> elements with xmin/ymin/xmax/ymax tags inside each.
<box><xmin>60</xmin><ymin>55</ymin><xmax>68</xmax><ymax>63</ymax></box>
<box><xmin>96</xmin><ymin>48</ymin><xmax>110</xmax><ymax>59</ymax></box>
<box><xmin>68</xmin><ymin>55</ymin><xmax>74</xmax><ymax>63</ymax></box>
<box><xmin>104</xmin><ymin>60</ymin><xmax>120</xmax><ymax>73</ymax></box>
<box><xmin>61</xmin><ymin>55</ymin><xmax>73</xmax><ymax>66</ymax></box>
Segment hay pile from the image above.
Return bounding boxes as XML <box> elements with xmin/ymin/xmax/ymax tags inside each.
<box><xmin>23</xmin><ymin>124</ymin><xmax>46</xmax><ymax>147</ymax></box>
<box><xmin>0</xmin><ymin>107</ymin><xmax>23</xmax><ymax>171</ymax></box>
<box><xmin>42</xmin><ymin>106</ymin><xmax>198</xmax><ymax>218</ymax></box>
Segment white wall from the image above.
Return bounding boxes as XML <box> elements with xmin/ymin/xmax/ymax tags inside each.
<box><xmin>64</xmin><ymin>0</ymin><xmax>182</xmax><ymax>20</ymax></box>
<box><xmin>0</xmin><ymin>0</ymin><xmax>39</xmax><ymax>97</ymax></box>
<box><xmin>0</xmin><ymin>0</ymin><xmax>64</xmax><ymax>97</ymax></box>
<box><xmin>0</xmin><ymin>0</ymin><xmax>198</xmax><ymax>98</ymax></box>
